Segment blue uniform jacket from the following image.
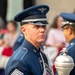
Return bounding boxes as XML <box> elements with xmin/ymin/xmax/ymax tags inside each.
<box><xmin>66</xmin><ymin>38</ymin><xmax>75</xmax><ymax>75</ymax></box>
<box><xmin>5</xmin><ymin>39</ymin><xmax>51</xmax><ymax>75</ymax></box>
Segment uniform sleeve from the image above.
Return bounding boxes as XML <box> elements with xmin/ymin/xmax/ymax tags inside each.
<box><xmin>5</xmin><ymin>60</ymin><xmax>31</xmax><ymax>75</ymax></box>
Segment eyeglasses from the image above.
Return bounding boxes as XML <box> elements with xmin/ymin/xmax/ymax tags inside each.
<box><xmin>62</xmin><ymin>27</ymin><xmax>69</xmax><ymax>31</ymax></box>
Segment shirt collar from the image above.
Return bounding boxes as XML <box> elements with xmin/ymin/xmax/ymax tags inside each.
<box><xmin>69</xmin><ymin>38</ymin><xmax>75</xmax><ymax>44</ymax></box>
<box><xmin>22</xmin><ymin>39</ymin><xmax>42</xmax><ymax>56</ymax></box>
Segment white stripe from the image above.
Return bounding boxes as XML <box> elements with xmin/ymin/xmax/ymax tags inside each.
<box><xmin>14</xmin><ymin>49</ymin><xmax>21</xmax><ymax>59</ymax></box>
<box><xmin>21</xmin><ymin>48</ymin><xmax>28</xmax><ymax>60</ymax></box>
<box><xmin>22</xmin><ymin>18</ymin><xmax>47</xmax><ymax>22</ymax></box>
<box><xmin>62</xmin><ymin>21</ymin><xmax>74</xmax><ymax>25</ymax></box>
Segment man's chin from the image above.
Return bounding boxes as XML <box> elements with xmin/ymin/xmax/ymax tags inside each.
<box><xmin>38</xmin><ymin>39</ymin><xmax>45</xmax><ymax>43</ymax></box>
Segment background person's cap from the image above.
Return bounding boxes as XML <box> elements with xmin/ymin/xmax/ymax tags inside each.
<box><xmin>60</xmin><ymin>13</ymin><xmax>75</xmax><ymax>27</ymax></box>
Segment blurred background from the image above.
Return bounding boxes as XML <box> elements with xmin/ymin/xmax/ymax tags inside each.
<box><xmin>0</xmin><ymin>0</ymin><xmax>75</xmax><ymax>75</ymax></box>
<box><xmin>1</xmin><ymin>0</ymin><xmax>75</xmax><ymax>27</ymax></box>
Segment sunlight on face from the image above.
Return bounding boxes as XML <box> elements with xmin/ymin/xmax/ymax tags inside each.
<box><xmin>23</xmin><ymin>24</ymin><xmax>46</xmax><ymax>44</ymax></box>
<box><xmin>62</xmin><ymin>25</ymin><xmax>70</xmax><ymax>42</ymax></box>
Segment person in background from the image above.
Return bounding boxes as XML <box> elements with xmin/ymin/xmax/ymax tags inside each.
<box><xmin>3</xmin><ymin>20</ymin><xmax>19</xmax><ymax>49</ymax></box>
<box><xmin>45</xmin><ymin>15</ymin><xmax>68</xmax><ymax>74</ymax></box>
<box><xmin>0</xmin><ymin>22</ymin><xmax>5</xmax><ymax>75</ymax></box>
<box><xmin>60</xmin><ymin>12</ymin><xmax>75</xmax><ymax>75</ymax></box>
<box><xmin>0</xmin><ymin>21</ymin><xmax>19</xmax><ymax>74</ymax></box>
<box><xmin>46</xmin><ymin>15</ymin><xmax>67</xmax><ymax>50</ymax></box>
<box><xmin>0</xmin><ymin>23</ymin><xmax>4</xmax><ymax>46</ymax></box>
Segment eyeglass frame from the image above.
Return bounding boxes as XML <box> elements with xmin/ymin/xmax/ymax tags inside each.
<box><xmin>61</xmin><ymin>24</ymin><xmax>74</xmax><ymax>31</ymax></box>
<box><xmin>62</xmin><ymin>27</ymin><xmax>69</xmax><ymax>31</ymax></box>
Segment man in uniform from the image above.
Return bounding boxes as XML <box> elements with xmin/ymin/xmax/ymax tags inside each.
<box><xmin>60</xmin><ymin>13</ymin><xmax>75</xmax><ymax>75</ymax></box>
<box><xmin>5</xmin><ymin>5</ymin><xmax>54</xmax><ymax>75</ymax></box>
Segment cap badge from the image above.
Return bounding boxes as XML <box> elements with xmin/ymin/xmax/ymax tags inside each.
<box><xmin>38</xmin><ymin>7</ymin><xmax>46</xmax><ymax>13</ymax></box>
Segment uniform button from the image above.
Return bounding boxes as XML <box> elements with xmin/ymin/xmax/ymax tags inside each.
<box><xmin>71</xmin><ymin>42</ymin><xmax>74</xmax><ymax>45</ymax></box>
<box><xmin>23</xmin><ymin>48</ymin><xmax>28</xmax><ymax>51</ymax></box>
<box><xmin>20</xmin><ymin>34</ymin><xmax>23</xmax><ymax>36</ymax></box>
<box><xmin>33</xmin><ymin>49</ymin><xmax>36</xmax><ymax>53</ymax></box>
<box><xmin>38</xmin><ymin>58</ymin><xmax>42</xmax><ymax>62</ymax></box>
<box><xmin>40</xmin><ymin>60</ymin><xmax>42</xmax><ymax>62</ymax></box>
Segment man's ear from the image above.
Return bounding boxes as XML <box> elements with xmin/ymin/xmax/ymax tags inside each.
<box><xmin>21</xmin><ymin>26</ymin><xmax>26</xmax><ymax>34</ymax></box>
<box><xmin>69</xmin><ymin>28</ymin><xmax>72</xmax><ymax>35</ymax></box>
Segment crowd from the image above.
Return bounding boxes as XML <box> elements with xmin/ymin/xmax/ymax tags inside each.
<box><xmin>0</xmin><ymin>18</ymin><xmax>19</xmax><ymax>75</ymax></box>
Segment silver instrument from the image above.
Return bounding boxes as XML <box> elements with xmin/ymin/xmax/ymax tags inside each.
<box><xmin>54</xmin><ymin>48</ymin><xmax>74</xmax><ymax>75</ymax></box>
